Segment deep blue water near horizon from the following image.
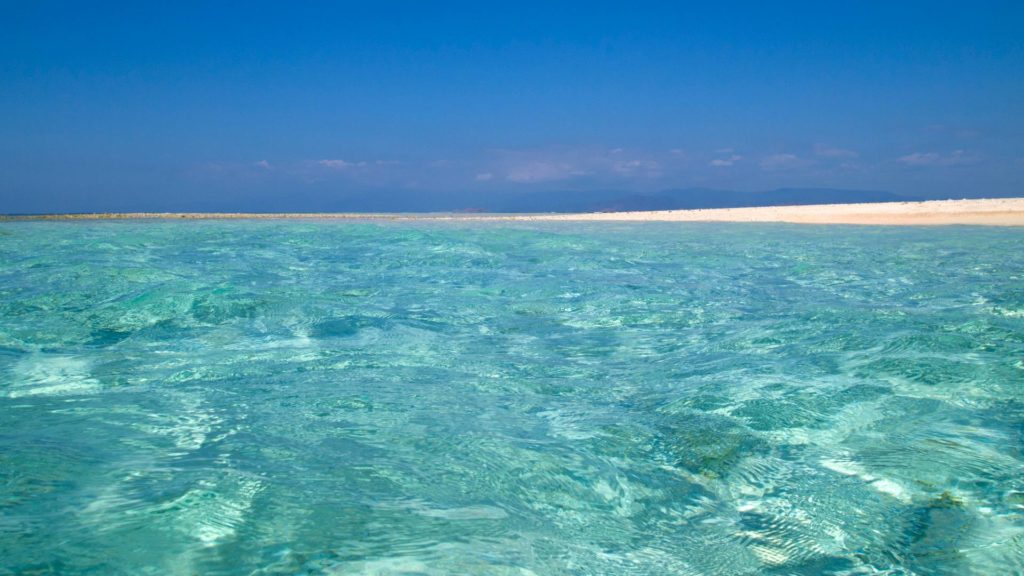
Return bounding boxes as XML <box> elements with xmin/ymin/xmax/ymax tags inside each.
<box><xmin>1</xmin><ymin>220</ymin><xmax>1022</xmax><ymax>575</ymax></box>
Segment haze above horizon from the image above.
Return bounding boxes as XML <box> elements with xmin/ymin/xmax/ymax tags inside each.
<box><xmin>2</xmin><ymin>1</ymin><xmax>1022</xmax><ymax>213</ymax></box>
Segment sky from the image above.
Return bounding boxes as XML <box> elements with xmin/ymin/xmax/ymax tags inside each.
<box><xmin>1</xmin><ymin>1</ymin><xmax>1022</xmax><ymax>212</ymax></box>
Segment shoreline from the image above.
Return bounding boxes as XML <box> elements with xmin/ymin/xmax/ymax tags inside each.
<box><xmin>3</xmin><ymin>197</ymin><xmax>1024</xmax><ymax>226</ymax></box>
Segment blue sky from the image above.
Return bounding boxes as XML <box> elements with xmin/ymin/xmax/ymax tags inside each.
<box><xmin>1</xmin><ymin>1</ymin><xmax>1022</xmax><ymax>212</ymax></box>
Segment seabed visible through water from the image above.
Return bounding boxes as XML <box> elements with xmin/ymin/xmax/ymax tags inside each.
<box><xmin>1</xmin><ymin>220</ymin><xmax>1022</xmax><ymax>574</ymax></box>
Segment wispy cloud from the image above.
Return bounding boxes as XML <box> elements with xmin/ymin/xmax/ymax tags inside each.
<box><xmin>506</xmin><ymin>161</ymin><xmax>587</xmax><ymax>183</ymax></box>
<box><xmin>317</xmin><ymin>159</ymin><xmax>367</xmax><ymax>170</ymax></box>
<box><xmin>814</xmin><ymin>144</ymin><xmax>858</xmax><ymax>158</ymax></box>
<box><xmin>709</xmin><ymin>154</ymin><xmax>742</xmax><ymax>167</ymax></box>
<box><xmin>475</xmin><ymin>172</ymin><xmax>493</xmax><ymax>181</ymax></box>
<box><xmin>611</xmin><ymin>159</ymin><xmax>661</xmax><ymax>176</ymax></box>
<box><xmin>493</xmin><ymin>147</ymin><xmax>664</xmax><ymax>184</ymax></box>
<box><xmin>898</xmin><ymin>150</ymin><xmax>979</xmax><ymax>166</ymax></box>
<box><xmin>759</xmin><ymin>153</ymin><xmax>807</xmax><ymax>169</ymax></box>
<box><xmin>193</xmin><ymin>157</ymin><xmax>411</xmax><ymax>188</ymax></box>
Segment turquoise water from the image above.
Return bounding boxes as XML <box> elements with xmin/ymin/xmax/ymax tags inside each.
<box><xmin>1</xmin><ymin>221</ymin><xmax>1022</xmax><ymax>575</ymax></box>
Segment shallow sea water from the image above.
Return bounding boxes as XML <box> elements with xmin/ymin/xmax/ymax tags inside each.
<box><xmin>1</xmin><ymin>220</ymin><xmax>1022</xmax><ymax>575</ymax></box>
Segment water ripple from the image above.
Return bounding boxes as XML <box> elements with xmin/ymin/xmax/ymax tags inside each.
<box><xmin>0</xmin><ymin>221</ymin><xmax>1022</xmax><ymax>574</ymax></box>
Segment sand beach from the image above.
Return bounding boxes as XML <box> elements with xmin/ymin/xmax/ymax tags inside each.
<box><xmin>516</xmin><ymin>197</ymin><xmax>1024</xmax><ymax>225</ymax></box>
<box><xmin>4</xmin><ymin>197</ymin><xmax>1024</xmax><ymax>225</ymax></box>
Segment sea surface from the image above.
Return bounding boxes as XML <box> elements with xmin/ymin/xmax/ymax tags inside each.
<box><xmin>1</xmin><ymin>220</ymin><xmax>1022</xmax><ymax>575</ymax></box>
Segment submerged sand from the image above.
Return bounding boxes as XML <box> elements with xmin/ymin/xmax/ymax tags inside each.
<box><xmin>4</xmin><ymin>197</ymin><xmax>1024</xmax><ymax>226</ymax></box>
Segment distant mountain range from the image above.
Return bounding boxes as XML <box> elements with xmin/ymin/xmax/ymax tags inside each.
<box><xmin>348</xmin><ymin>187</ymin><xmax>909</xmax><ymax>213</ymax></box>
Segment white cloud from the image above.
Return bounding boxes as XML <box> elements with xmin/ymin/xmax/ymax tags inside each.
<box><xmin>898</xmin><ymin>150</ymin><xmax>979</xmax><ymax>166</ymax></box>
<box><xmin>506</xmin><ymin>162</ymin><xmax>586</xmax><ymax>183</ymax></box>
<box><xmin>709</xmin><ymin>154</ymin><xmax>742</xmax><ymax>167</ymax></box>
<box><xmin>492</xmin><ymin>147</ymin><xmax>666</xmax><ymax>183</ymax></box>
<box><xmin>475</xmin><ymin>172</ymin><xmax>493</xmax><ymax>181</ymax></box>
<box><xmin>759</xmin><ymin>153</ymin><xmax>804</xmax><ymax>169</ymax></box>
<box><xmin>898</xmin><ymin>152</ymin><xmax>940</xmax><ymax>166</ymax></box>
<box><xmin>317</xmin><ymin>159</ymin><xmax>367</xmax><ymax>170</ymax></box>
<box><xmin>195</xmin><ymin>157</ymin><xmax>409</xmax><ymax>187</ymax></box>
<box><xmin>612</xmin><ymin>159</ymin><xmax>660</xmax><ymax>176</ymax></box>
<box><xmin>814</xmin><ymin>144</ymin><xmax>858</xmax><ymax>158</ymax></box>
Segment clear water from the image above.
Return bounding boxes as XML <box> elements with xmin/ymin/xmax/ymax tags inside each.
<box><xmin>1</xmin><ymin>221</ymin><xmax>1022</xmax><ymax>575</ymax></box>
